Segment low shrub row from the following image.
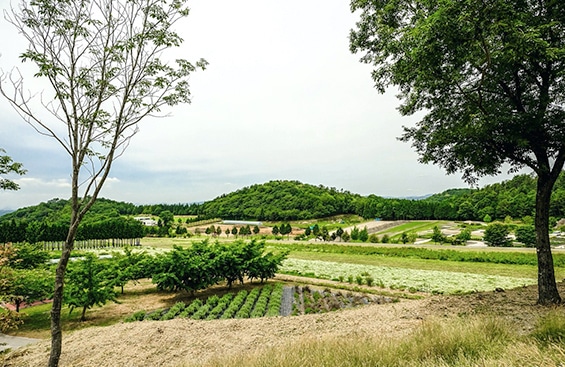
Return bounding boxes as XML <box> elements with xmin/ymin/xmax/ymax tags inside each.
<box><xmin>236</xmin><ymin>287</ymin><xmax>261</xmax><ymax>319</ymax></box>
<box><xmin>266</xmin><ymin>283</ymin><xmax>284</xmax><ymax>317</ymax></box>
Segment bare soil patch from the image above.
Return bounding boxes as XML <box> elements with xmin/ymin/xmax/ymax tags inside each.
<box><xmin>2</xmin><ymin>279</ymin><xmax>564</xmax><ymax>367</ymax></box>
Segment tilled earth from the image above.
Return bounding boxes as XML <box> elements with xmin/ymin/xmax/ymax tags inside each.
<box><xmin>2</xmin><ymin>280</ymin><xmax>565</xmax><ymax>367</ymax></box>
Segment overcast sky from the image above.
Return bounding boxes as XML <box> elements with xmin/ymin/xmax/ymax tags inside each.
<box><xmin>0</xmin><ymin>0</ymin><xmax>522</xmax><ymax>210</ymax></box>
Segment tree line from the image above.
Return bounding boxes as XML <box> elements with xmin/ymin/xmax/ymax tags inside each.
<box><xmin>0</xmin><ymin>217</ymin><xmax>144</xmax><ymax>246</ymax></box>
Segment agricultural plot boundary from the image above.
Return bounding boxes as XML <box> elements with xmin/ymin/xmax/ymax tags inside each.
<box><xmin>124</xmin><ymin>282</ymin><xmax>395</xmax><ymax>322</ymax></box>
<box><xmin>280</xmin><ymin>258</ymin><xmax>536</xmax><ymax>295</ymax></box>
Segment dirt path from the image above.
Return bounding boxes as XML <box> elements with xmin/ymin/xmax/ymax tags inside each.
<box><xmin>279</xmin><ymin>286</ymin><xmax>294</xmax><ymax>316</ymax></box>
<box><xmin>0</xmin><ymin>333</ymin><xmax>40</xmax><ymax>353</ymax></box>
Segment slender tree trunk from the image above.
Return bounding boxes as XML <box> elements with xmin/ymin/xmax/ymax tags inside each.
<box><xmin>81</xmin><ymin>306</ymin><xmax>87</xmax><ymax>322</ymax></box>
<box><xmin>48</xmin><ymin>240</ymin><xmax>73</xmax><ymax>367</ymax></box>
<box><xmin>535</xmin><ymin>173</ymin><xmax>561</xmax><ymax>305</ymax></box>
<box><xmin>49</xmin><ymin>187</ymin><xmax>81</xmax><ymax>366</ymax></box>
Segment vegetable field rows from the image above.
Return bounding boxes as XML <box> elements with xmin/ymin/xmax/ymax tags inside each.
<box><xmin>291</xmin><ymin>285</ymin><xmax>395</xmax><ymax>315</ymax></box>
<box><xmin>124</xmin><ymin>282</ymin><xmax>391</xmax><ymax>322</ymax></box>
<box><xmin>125</xmin><ymin>283</ymin><xmax>286</xmax><ymax>322</ymax></box>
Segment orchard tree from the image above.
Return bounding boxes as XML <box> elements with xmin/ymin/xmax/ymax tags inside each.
<box><xmin>5</xmin><ymin>268</ymin><xmax>53</xmax><ymax>312</ymax></box>
<box><xmin>64</xmin><ymin>254</ymin><xmax>117</xmax><ymax>322</ymax></box>
<box><xmin>456</xmin><ymin>228</ymin><xmax>472</xmax><ymax>244</ymax></box>
<box><xmin>0</xmin><ymin>244</ymin><xmax>21</xmax><ymax>332</ymax></box>
<box><xmin>516</xmin><ymin>225</ymin><xmax>537</xmax><ymax>247</ymax></box>
<box><xmin>400</xmin><ymin>232</ymin><xmax>409</xmax><ymax>244</ymax></box>
<box><xmin>350</xmin><ymin>226</ymin><xmax>360</xmax><ymax>241</ymax></box>
<box><xmin>108</xmin><ymin>247</ymin><xmax>151</xmax><ymax>293</ymax></box>
<box><xmin>484</xmin><ymin>223</ymin><xmax>512</xmax><ymax>248</ymax></box>
<box><xmin>336</xmin><ymin>227</ymin><xmax>344</xmax><ymax>241</ymax></box>
<box><xmin>279</xmin><ymin>223</ymin><xmax>292</xmax><ymax>239</ymax></box>
<box><xmin>431</xmin><ymin>226</ymin><xmax>446</xmax><ymax>245</ymax></box>
<box><xmin>9</xmin><ymin>242</ymin><xmax>50</xmax><ymax>270</ymax></box>
<box><xmin>0</xmin><ymin>0</ymin><xmax>206</xmax><ymax>365</ymax></box>
<box><xmin>359</xmin><ymin>226</ymin><xmax>369</xmax><ymax>242</ymax></box>
<box><xmin>159</xmin><ymin>211</ymin><xmax>175</xmax><ymax>229</ymax></box>
<box><xmin>0</xmin><ymin>148</ymin><xmax>26</xmax><ymax>190</ymax></box>
<box><xmin>351</xmin><ymin>0</ymin><xmax>565</xmax><ymax>304</ymax></box>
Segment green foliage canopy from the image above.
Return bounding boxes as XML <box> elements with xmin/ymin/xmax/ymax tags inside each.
<box><xmin>64</xmin><ymin>254</ymin><xmax>117</xmax><ymax>321</ymax></box>
<box><xmin>151</xmin><ymin>240</ymin><xmax>286</xmax><ymax>292</ymax></box>
<box><xmin>0</xmin><ymin>148</ymin><xmax>26</xmax><ymax>191</ymax></box>
<box><xmin>350</xmin><ymin>0</ymin><xmax>565</xmax><ymax>304</ymax></box>
<box><xmin>350</xmin><ymin>0</ymin><xmax>565</xmax><ymax>184</ymax></box>
<box><xmin>484</xmin><ymin>223</ymin><xmax>512</xmax><ymax>248</ymax></box>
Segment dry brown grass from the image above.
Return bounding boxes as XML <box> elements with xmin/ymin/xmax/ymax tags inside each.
<box><xmin>3</xmin><ymin>279</ymin><xmax>565</xmax><ymax>367</ymax></box>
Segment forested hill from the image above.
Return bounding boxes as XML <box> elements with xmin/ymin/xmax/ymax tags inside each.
<box><xmin>4</xmin><ymin>175</ymin><xmax>565</xmax><ymax>223</ymax></box>
<box><xmin>196</xmin><ymin>180</ymin><xmax>362</xmax><ymax>220</ymax></box>
<box><xmin>0</xmin><ymin>198</ymin><xmax>141</xmax><ymax>225</ymax></box>
<box><xmin>187</xmin><ymin>176</ymin><xmax>565</xmax><ymax>222</ymax></box>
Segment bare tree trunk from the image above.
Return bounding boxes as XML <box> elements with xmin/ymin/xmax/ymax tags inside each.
<box><xmin>49</xmin><ymin>163</ymin><xmax>82</xmax><ymax>366</ymax></box>
<box><xmin>535</xmin><ymin>172</ymin><xmax>562</xmax><ymax>305</ymax></box>
<box><xmin>48</xmin><ymin>240</ymin><xmax>73</xmax><ymax>367</ymax></box>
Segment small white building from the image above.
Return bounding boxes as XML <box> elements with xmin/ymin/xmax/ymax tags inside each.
<box><xmin>134</xmin><ymin>216</ymin><xmax>158</xmax><ymax>226</ymax></box>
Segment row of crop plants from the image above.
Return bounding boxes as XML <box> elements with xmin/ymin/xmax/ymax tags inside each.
<box><xmin>291</xmin><ymin>285</ymin><xmax>395</xmax><ymax>315</ymax></box>
<box><xmin>125</xmin><ymin>283</ymin><xmax>285</xmax><ymax>322</ymax></box>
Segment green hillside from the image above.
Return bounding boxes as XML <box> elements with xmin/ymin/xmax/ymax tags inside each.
<box><xmin>196</xmin><ymin>180</ymin><xmax>362</xmax><ymax>221</ymax></box>
<box><xmin>0</xmin><ymin>198</ymin><xmax>140</xmax><ymax>225</ymax></box>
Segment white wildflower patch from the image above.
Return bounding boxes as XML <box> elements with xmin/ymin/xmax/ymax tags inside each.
<box><xmin>280</xmin><ymin>258</ymin><xmax>536</xmax><ymax>294</ymax></box>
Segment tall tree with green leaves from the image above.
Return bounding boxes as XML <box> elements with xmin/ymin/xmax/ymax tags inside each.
<box><xmin>350</xmin><ymin>0</ymin><xmax>565</xmax><ymax>304</ymax></box>
<box><xmin>0</xmin><ymin>148</ymin><xmax>25</xmax><ymax>191</ymax></box>
<box><xmin>64</xmin><ymin>254</ymin><xmax>117</xmax><ymax>322</ymax></box>
<box><xmin>0</xmin><ymin>0</ymin><xmax>206</xmax><ymax>365</ymax></box>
